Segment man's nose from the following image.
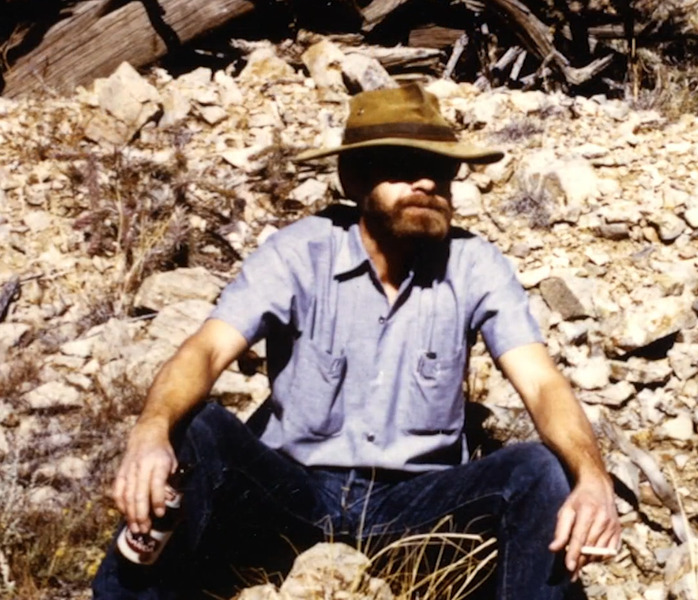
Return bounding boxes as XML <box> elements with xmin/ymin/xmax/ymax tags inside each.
<box><xmin>411</xmin><ymin>176</ymin><xmax>437</xmax><ymax>192</ymax></box>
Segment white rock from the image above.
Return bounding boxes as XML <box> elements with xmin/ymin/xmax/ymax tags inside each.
<box><xmin>509</xmin><ymin>90</ymin><xmax>548</xmax><ymax>114</ymax></box>
<box><xmin>683</xmin><ymin>207</ymin><xmax>698</xmax><ymax>228</ymax></box>
<box><xmin>60</xmin><ymin>337</ymin><xmax>96</xmax><ymax>358</ymax></box>
<box><xmin>657</xmin><ymin>414</ymin><xmax>695</xmax><ymax>442</ymax></box>
<box><xmin>516</xmin><ymin>151</ymin><xmax>599</xmax><ymax>217</ymax></box>
<box><xmin>518</xmin><ymin>265</ymin><xmax>551</xmax><ymax>289</ymax></box>
<box><xmin>0</xmin><ymin>323</ymin><xmax>31</xmax><ymax>354</ymax></box>
<box><xmin>196</xmin><ymin>104</ymin><xmax>228</xmax><ymax>125</ymax></box>
<box><xmin>604</xmin><ymin>296</ymin><xmax>697</xmax><ymax>356</ymax></box>
<box><xmin>649</xmin><ymin>211</ymin><xmax>686</xmax><ymax>242</ymax></box>
<box><xmin>289</xmin><ymin>179</ymin><xmax>329</xmax><ymax>206</ymax></box>
<box><xmin>342</xmin><ymin>53</ymin><xmax>396</xmax><ymax>92</ymax></box>
<box><xmin>609</xmin><ymin>357</ymin><xmax>673</xmax><ymax>385</ymax></box>
<box><xmin>236</xmin><ymin>584</ymin><xmax>284</xmax><ymax>600</ymax></box>
<box><xmin>484</xmin><ymin>153</ymin><xmax>514</xmax><ymax>184</ymax></box>
<box><xmin>667</xmin><ymin>344</ymin><xmax>698</xmax><ymax>380</ymax></box>
<box><xmin>23</xmin><ymin>382</ymin><xmax>81</xmax><ymax>411</ymax></box>
<box><xmin>147</xmin><ymin>300</ymin><xmax>214</xmax><ymax>346</ymax></box>
<box><xmin>451</xmin><ymin>180</ymin><xmax>481</xmax><ymax>217</ymax></box>
<box><xmin>28</xmin><ymin>486</ymin><xmax>61</xmax><ymax>509</ymax></box>
<box><xmin>23</xmin><ymin>210</ymin><xmax>53</xmax><ymax>233</ymax></box>
<box><xmin>134</xmin><ymin>267</ymin><xmax>223</xmax><ymax>312</ymax></box>
<box><xmin>301</xmin><ymin>40</ymin><xmax>346</xmax><ymax>92</ymax></box>
<box><xmin>280</xmin><ymin>543</ymin><xmax>392</xmax><ymax>600</ymax></box>
<box><xmin>258</xmin><ymin>224</ymin><xmax>279</xmax><ymax>245</ymax></box>
<box><xmin>579</xmin><ymin>381</ymin><xmax>634</xmax><ymax>407</ymax></box>
<box><xmin>214</xmin><ymin>71</ymin><xmax>244</xmax><ymax>106</ymax></box>
<box><xmin>569</xmin><ymin>356</ymin><xmax>611</xmax><ymax>390</ymax></box>
<box><xmin>57</xmin><ymin>456</ymin><xmax>90</xmax><ymax>480</ymax></box>
<box><xmin>238</xmin><ymin>48</ymin><xmax>296</xmax><ymax>82</ymax></box>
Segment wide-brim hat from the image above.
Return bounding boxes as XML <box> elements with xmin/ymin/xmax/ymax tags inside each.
<box><xmin>294</xmin><ymin>83</ymin><xmax>503</xmax><ymax>164</ymax></box>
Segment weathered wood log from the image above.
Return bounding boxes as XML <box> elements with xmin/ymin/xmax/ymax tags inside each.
<box><xmin>408</xmin><ymin>25</ymin><xmax>466</xmax><ymax>49</ymax></box>
<box><xmin>1</xmin><ymin>0</ymin><xmax>255</xmax><ymax>98</ymax></box>
<box><xmin>361</xmin><ymin>0</ymin><xmax>412</xmax><ymax>32</ymax></box>
<box><xmin>486</xmin><ymin>0</ymin><xmax>613</xmax><ymax>86</ymax></box>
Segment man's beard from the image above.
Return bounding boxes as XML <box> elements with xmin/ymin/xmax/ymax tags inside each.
<box><xmin>364</xmin><ymin>193</ymin><xmax>453</xmax><ymax>241</ymax></box>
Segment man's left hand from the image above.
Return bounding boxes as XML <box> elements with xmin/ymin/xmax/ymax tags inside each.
<box><xmin>548</xmin><ymin>473</ymin><xmax>621</xmax><ymax>580</ymax></box>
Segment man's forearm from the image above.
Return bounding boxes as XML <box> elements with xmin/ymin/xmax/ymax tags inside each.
<box><xmin>136</xmin><ymin>318</ymin><xmax>248</xmax><ymax>435</ymax></box>
<box><xmin>137</xmin><ymin>343</ymin><xmax>219</xmax><ymax>433</ymax></box>
<box><xmin>529</xmin><ymin>377</ymin><xmax>609</xmax><ymax>483</ymax></box>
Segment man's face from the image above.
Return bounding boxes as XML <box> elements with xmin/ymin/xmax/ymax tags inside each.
<box><xmin>359</xmin><ymin>148</ymin><xmax>459</xmax><ymax>241</ymax></box>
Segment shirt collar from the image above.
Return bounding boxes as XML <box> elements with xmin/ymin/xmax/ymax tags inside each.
<box><xmin>333</xmin><ymin>222</ymin><xmax>370</xmax><ymax>279</ymax></box>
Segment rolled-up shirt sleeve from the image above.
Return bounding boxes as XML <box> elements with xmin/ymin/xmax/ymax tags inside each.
<box><xmin>209</xmin><ymin>235</ymin><xmax>296</xmax><ymax>345</ymax></box>
<box><xmin>468</xmin><ymin>240</ymin><xmax>543</xmax><ymax>359</ymax></box>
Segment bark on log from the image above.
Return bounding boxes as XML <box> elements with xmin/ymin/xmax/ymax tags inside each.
<box><xmin>361</xmin><ymin>0</ymin><xmax>412</xmax><ymax>32</ymax></box>
<box><xmin>1</xmin><ymin>0</ymin><xmax>255</xmax><ymax>98</ymax></box>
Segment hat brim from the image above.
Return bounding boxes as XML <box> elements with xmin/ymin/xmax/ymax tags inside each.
<box><xmin>294</xmin><ymin>138</ymin><xmax>504</xmax><ymax>164</ymax></box>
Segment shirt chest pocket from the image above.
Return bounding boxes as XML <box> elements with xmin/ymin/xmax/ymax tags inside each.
<box><xmin>285</xmin><ymin>337</ymin><xmax>347</xmax><ymax>438</ymax></box>
<box><xmin>403</xmin><ymin>347</ymin><xmax>466</xmax><ymax>435</ymax></box>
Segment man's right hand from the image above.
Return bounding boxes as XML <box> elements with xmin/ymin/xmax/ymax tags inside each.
<box><xmin>113</xmin><ymin>420</ymin><xmax>177</xmax><ymax>533</ymax></box>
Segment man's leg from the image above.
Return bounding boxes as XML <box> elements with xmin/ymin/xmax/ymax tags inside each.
<box><xmin>355</xmin><ymin>443</ymin><xmax>571</xmax><ymax>600</ymax></box>
<box><xmin>92</xmin><ymin>403</ymin><xmax>327</xmax><ymax>599</ymax></box>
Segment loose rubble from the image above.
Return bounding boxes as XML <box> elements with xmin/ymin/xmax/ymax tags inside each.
<box><xmin>0</xmin><ymin>38</ymin><xmax>696</xmax><ymax>600</ymax></box>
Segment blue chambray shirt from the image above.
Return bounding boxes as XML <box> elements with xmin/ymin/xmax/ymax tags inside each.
<box><xmin>209</xmin><ymin>206</ymin><xmax>542</xmax><ymax>472</ymax></box>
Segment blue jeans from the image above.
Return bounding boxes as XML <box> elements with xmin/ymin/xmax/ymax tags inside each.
<box><xmin>93</xmin><ymin>403</ymin><xmax>571</xmax><ymax>599</ymax></box>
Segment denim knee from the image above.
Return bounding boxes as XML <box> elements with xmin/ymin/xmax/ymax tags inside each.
<box><xmin>507</xmin><ymin>442</ymin><xmax>570</xmax><ymax>509</ymax></box>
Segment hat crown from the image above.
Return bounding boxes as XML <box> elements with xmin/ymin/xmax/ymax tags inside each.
<box><xmin>346</xmin><ymin>83</ymin><xmax>449</xmax><ymax>129</ymax></box>
<box><xmin>343</xmin><ymin>83</ymin><xmax>456</xmax><ymax>145</ymax></box>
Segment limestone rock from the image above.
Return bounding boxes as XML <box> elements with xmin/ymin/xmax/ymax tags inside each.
<box><xmin>516</xmin><ymin>151</ymin><xmax>599</xmax><ymax>221</ymax></box>
<box><xmin>23</xmin><ymin>382</ymin><xmax>82</xmax><ymax>412</ymax></box>
<box><xmin>0</xmin><ymin>322</ymin><xmax>30</xmax><ymax>354</ymax></box>
<box><xmin>85</xmin><ymin>62</ymin><xmax>161</xmax><ymax>145</ymax></box>
<box><xmin>280</xmin><ymin>543</ymin><xmax>393</xmax><ymax>600</ymax></box>
<box><xmin>604</xmin><ymin>296</ymin><xmax>697</xmax><ymax>356</ymax></box>
<box><xmin>236</xmin><ymin>584</ymin><xmax>286</xmax><ymax>600</ymax></box>
<box><xmin>664</xmin><ymin>541</ymin><xmax>698</xmax><ymax>600</ymax></box>
<box><xmin>609</xmin><ymin>358</ymin><xmax>673</xmax><ymax>385</ymax></box>
<box><xmin>539</xmin><ymin>277</ymin><xmax>588</xmax><ymax>320</ymax></box>
<box><xmin>134</xmin><ymin>267</ymin><xmax>223</xmax><ymax>312</ymax></box>
<box><xmin>649</xmin><ymin>211</ymin><xmax>686</xmax><ymax>243</ymax></box>
<box><xmin>342</xmin><ymin>53</ymin><xmax>397</xmax><ymax>92</ymax></box>
<box><xmin>147</xmin><ymin>300</ymin><xmax>214</xmax><ymax>346</ymax></box>
<box><xmin>569</xmin><ymin>356</ymin><xmax>611</xmax><ymax>390</ymax></box>
<box><xmin>289</xmin><ymin>179</ymin><xmax>329</xmax><ymax>206</ymax></box>
<box><xmin>302</xmin><ymin>40</ymin><xmax>347</xmax><ymax>92</ymax></box>
<box><xmin>579</xmin><ymin>381</ymin><xmax>634</xmax><ymax>407</ymax></box>
<box><xmin>657</xmin><ymin>414</ymin><xmax>695</xmax><ymax>442</ymax></box>
<box><xmin>451</xmin><ymin>180</ymin><xmax>482</xmax><ymax>217</ymax></box>
<box><xmin>667</xmin><ymin>344</ymin><xmax>698</xmax><ymax>380</ymax></box>
<box><xmin>238</xmin><ymin>48</ymin><xmax>297</xmax><ymax>82</ymax></box>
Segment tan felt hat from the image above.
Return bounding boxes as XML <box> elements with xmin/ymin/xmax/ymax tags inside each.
<box><xmin>294</xmin><ymin>83</ymin><xmax>504</xmax><ymax>164</ymax></box>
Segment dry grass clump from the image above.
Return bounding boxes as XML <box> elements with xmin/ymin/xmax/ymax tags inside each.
<box><xmin>504</xmin><ymin>193</ymin><xmax>553</xmax><ymax>229</ymax></box>
<box><xmin>365</xmin><ymin>518</ymin><xmax>497</xmax><ymax>600</ymax></box>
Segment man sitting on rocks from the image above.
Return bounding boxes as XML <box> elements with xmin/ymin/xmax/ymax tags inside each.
<box><xmin>93</xmin><ymin>83</ymin><xmax>620</xmax><ymax>600</ymax></box>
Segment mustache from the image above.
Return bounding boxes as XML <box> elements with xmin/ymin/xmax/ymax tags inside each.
<box><xmin>396</xmin><ymin>193</ymin><xmax>451</xmax><ymax>215</ymax></box>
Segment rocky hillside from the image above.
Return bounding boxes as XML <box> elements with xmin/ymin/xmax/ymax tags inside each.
<box><xmin>0</xmin><ymin>37</ymin><xmax>697</xmax><ymax>600</ymax></box>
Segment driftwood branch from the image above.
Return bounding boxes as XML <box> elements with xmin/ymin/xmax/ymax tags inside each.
<box><xmin>486</xmin><ymin>0</ymin><xmax>613</xmax><ymax>86</ymax></box>
<box><xmin>2</xmin><ymin>0</ymin><xmax>254</xmax><ymax>98</ymax></box>
<box><xmin>361</xmin><ymin>0</ymin><xmax>412</xmax><ymax>32</ymax></box>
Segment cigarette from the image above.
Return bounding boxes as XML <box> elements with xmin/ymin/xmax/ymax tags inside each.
<box><xmin>580</xmin><ymin>545</ymin><xmax>618</xmax><ymax>557</ymax></box>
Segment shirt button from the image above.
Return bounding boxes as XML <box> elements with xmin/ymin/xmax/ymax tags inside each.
<box><xmin>378</xmin><ymin>316</ymin><xmax>385</xmax><ymax>324</ymax></box>
<box><xmin>366</xmin><ymin>433</ymin><xmax>375</xmax><ymax>442</ymax></box>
